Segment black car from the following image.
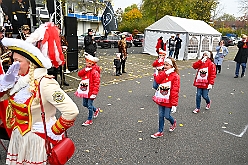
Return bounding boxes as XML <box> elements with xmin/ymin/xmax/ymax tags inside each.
<box><xmin>221</xmin><ymin>36</ymin><xmax>234</xmax><ymax>47</ymax></box>
<box><xmin>133</xmin><ymin>34</ymin><xmax>144</xmax><ymax>47</ymax></box>
<box><xmin>98</xmin><ymin>35</ymin><xmax>120</xmax><ymax>48</ymax></box>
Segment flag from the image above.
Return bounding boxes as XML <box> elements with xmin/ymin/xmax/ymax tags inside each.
<box><xmin>101</xmin><ymin>2</ymin><xmax>118</xmax><ymax>36</ymax></box>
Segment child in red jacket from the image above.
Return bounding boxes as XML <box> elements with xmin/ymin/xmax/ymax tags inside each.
<box><xmin>151</xmin><ymin>57</ymin><xmax>180</xmax><ymax>138</ymax></box>
<box><xmin>75</xmin><ymin>53</ymin><xmax>101</xmax><ymax>126</ymax></box>
<box><xmin>152</xmin><ymin>48</ymin><xmax>167</xmax><ymax>90</ymax></box>
<box><xmin>192</xmin><ymin>51</ymin><xmax>216</xmax><ymax>114</ymax></box>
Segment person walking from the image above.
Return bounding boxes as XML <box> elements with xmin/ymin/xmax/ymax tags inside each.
<box><xmin>192</xmin><ymin>51</ymin><xmax>216</xmax><ymax>114</ymax></box>
<box><xmin>84</xmin><ymin>29</ymin><xmax>97</xmax><ymax>57</ymax></box>
<box><xmin>174</xmin><ymin>33</ymin><xmax>182</xmax><ymax>60</ymax></box>
<box><xmin>234</xmin><ymin>34</ymin><xmax>248</xmax><ymax>78</ymax></box>
<box><xmin>168</xmin><ymin>35</ymin><xmax>176</xmax><ymax>57</ymax></box>
<box><xmin>214</xmin><ymin>40</ymin><xmax>229</xmax><ymax>74</ymax></box>
<box><xmin>0</xmin><ymin>37</ymin><xmax>79</xmax><ymax>165</ymax></box>
<box><xmin>75</xmin><ymin>53</ymin><xmax>101</xmax><ymax>126</ymax></box>
<box><xmin>151</xmin><ymin>57</ymin><xmax>180</xmax><ymax>138</ymax></box>
<box><xmin>118</xmin><ymin>35</ymin><xmax>128</xmax><ymax>73</ymax></box>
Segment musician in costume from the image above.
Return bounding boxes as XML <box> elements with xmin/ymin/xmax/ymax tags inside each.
<box><xmin>0</xmin><ymin>26</ymin><xmax>12</xmax><ymax>72</ymax></box>
<box><xmin>12</xmin><ymin>0</ymin><xmax>29</xmax><ymax>30</ymax></box>
<box><xmin>3</xmin><ymin>15</ymin><xmax>13</xmax><ymax>38</ymax></box>
<box><xmin>0</xmin><ymin>27</ymin><xmax>79</xmax><ymax>164</ymax></box>
<box><xmin>16</xmin><ymin>24</ymin><xmax>30</xmax><ymax>40</ymax></box>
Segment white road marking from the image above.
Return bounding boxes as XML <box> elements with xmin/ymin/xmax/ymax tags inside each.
<box><xmin>223</xmin><ymin>124</ymin><xmax>248</xmax><ymax>138</ymax></box>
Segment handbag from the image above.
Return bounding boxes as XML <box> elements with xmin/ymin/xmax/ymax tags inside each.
<box><xmin>38</xmin><ymin>77</ymin><xmax>75</xmax><ymax>165</ymax></box>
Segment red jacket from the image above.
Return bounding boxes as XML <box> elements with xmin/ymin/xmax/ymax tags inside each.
<box><xmin>156</xmin><ymin>38</ymin><xmax>166</xmax><ymax>52</ymax></box>
<box><xmin>152</xmin><ymin>59</ymin><xmax>162</xmax><ymax>67</ymax></box>
<box><xmin>192</xmin><ymin>59</ymin><xmax>216</xmax><ymax>88</ymax></box>
<box><xmin>77</xmin><ymin>65</ymin><xmax>100</xmax><ymax>99</ymax></box>
<box><xmin>153</xmin><ymin>71</ymin><xmax>180</xmax><ymax>107</ymax></box>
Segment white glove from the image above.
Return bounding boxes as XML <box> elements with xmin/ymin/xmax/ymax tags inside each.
<box><xmin>171</xmin><ymin>106</ymin><xmax>177</xmax><ymax>113</ymax></box>
<box><xmin>207</xmin><ymin>84</ymin><xmax>212</xmax><ymax>89</ymax></box>
<box><xmin>90</xmin><ymin>95</ymin><xmax>96</xmax><ymax>99</ymax></box>
<box><xmin>158</xmin><ymin>58</ymin><xmax>163</xmax><ymax>63</ymax></box>
<box><xmin>0</xmin><ymin>62</ymin><xmax>20</xmax><ymax>92</ymax></box>
<box><xmin>14</xmin><ymin>15</ymin><xmax>17</xmax><ymax>21</ymax></box>
<box><xmin>4</xmin><ymin>61</ymin><xmax>20</xmax><ymax>82</ymax></box>
<box><xmin>85</xmin><ymin>67</ymin><xmax>92</xmax><ymax>71</ymax></box>
<box><xmin>201</xmin><ymin>56</ymin><xmax>207</xmax><ymax>63</ymax></box>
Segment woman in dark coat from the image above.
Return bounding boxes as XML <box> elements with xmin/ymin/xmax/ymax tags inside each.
<box><xmin>234</xmin><ymin>35</ymin><xmax>248</xmax><ymax>78</ymax></box>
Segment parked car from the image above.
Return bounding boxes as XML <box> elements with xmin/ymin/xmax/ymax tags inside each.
<box><xmin>98</xmin><ymin>35</ymin><xmax>121</xmax><ymax>48</ymax></box>
<box><xmin>78</xmin><ymin>34</ymin><xmax>86</xmax><ymax>50</ymax></box>
<box><xmin>133</xmin><ymin>34</ymin><xmax>144</xmax><ymax>47</ymax></box>
<box><xmin>233</xmin><ymin>37</ymin><xmax>241</xmax><ymax>45</ymax></box>
<box><xmin>221</xmin><ymin>36</ymin><xmax>234</xmax><ymax>47</ymax></box>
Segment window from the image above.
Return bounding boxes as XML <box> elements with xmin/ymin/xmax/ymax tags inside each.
<box><xmin>188</xmin><ymin>37</ymin><xmax>198</xmax><ymax>53</ymax></box>
<box><xmin>201</xmin><ymin>37</ymin><xmax>210</xmax><ymax>52</ymax></box>
<box><xmin>213</xmin><ymin>38</ymin><xmax>219</xmax><ymax>49</ymax></box>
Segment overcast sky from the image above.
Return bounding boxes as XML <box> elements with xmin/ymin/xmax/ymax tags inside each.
<box><xmin>112</xmin><ymin>0</ymin><xmax>244</xmax><ymax>17</ymax></box>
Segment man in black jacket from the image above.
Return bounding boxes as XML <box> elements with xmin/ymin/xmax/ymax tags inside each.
<box><xmin>174</xmin><ymin>33</ymin><xmax>182</xmax><ymax>60</ymax></box>
<box><xmin>84</xmin><ymin>29</ymin><xmax>97</xmax><ymax>57</ymax></box>
<box><xmin>234</xmin><ymin>34</ymin><xmax>248</xmax><ymax>78</ymax></box>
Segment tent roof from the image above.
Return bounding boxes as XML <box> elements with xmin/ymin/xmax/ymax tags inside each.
<box><xmin>145</xmin><ymin>15</ymin><xmax>221</xmax><ymax>35</ymax></box>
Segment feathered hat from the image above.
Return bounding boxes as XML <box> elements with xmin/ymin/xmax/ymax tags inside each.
<box><xmin>25</xmin><ymin>22</ymin><xmax>65</xmax><ymax>68</ymax></box>
<box><xmin>2</xmin><ymin>38</ymin><xmax>52</xmax><ymax>69</ymax></box>
<box><xmin>85</xmin><ymin>54</ymin><xmax>99</xmax><ymax>64</ymax></box>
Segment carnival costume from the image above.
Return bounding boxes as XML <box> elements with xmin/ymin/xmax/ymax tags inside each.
<box><xmin>0</xmin><ymin>30</ymin><xmax>79</xmax><ymax>164</ymax></box>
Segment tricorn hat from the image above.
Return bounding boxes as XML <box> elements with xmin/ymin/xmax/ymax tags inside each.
<box><xmin>21</xmin><ymin>25</ymin><xmax>30</xmax><ymax>30</ymax></box>
<box><xmin>2</xmin><ymin>38</ymin><xmax>52</xmax><ymax>69</ymax></box>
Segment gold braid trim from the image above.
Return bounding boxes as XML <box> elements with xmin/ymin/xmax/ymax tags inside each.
<box><xmin>52</xmin><ymin>117</ymin><xmax>75</xmax><ymax>135</ymax></box>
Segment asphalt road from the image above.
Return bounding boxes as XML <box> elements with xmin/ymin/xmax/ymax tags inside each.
<box><xmin>0</xmin><ymin>46</ymin><xmax>247</xmax><ymax>165</ymax></box>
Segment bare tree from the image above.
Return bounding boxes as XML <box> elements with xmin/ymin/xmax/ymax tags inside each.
<box><xmin>240</xmin><ymin>0</ymin><xmax>248</xmax><ymax>15</ymax></box>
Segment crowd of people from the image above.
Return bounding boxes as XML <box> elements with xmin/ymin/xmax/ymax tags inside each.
<box><xmin>0</xmin><ymin>1</ymin><xmax>247</xmax><ymax>162</ymax></box>
<box><xmin>156</xmin><ymin>34</ymin><xmax>182</xmax><ymax>60</ymax></box>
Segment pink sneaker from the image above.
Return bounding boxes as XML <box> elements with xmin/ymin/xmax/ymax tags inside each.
<box><xmin>151</xmin><ymin>132</ymin><xmax>164</xmax><ymax>138</ymax></box>
<box><xmin>206</xmin><ymin>101</ymin><xmax>211</xmax><ymax>110</ymax></box>
<box><xmin>169</xmin><ymin>119</ymin><xmax>176</xmax><ymax>132</ymax></box>
<box><xmin>193</xmin><ymin>108</ymin><xmax>200</xmax><ymax>114</ymax></box>
<box><xmin>93</xmin><ymin>108</ymin><xmax>100</xmax><ymax>118</ymax></box>
<box><xmin>82</xmin><ymin>120</ymin><xmax>93</xmax><ymax>126</ymax></box>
